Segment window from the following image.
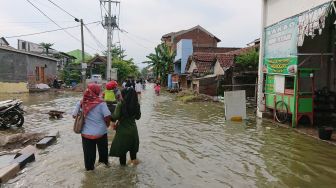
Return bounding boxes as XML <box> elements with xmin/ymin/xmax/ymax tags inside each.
<box><xmin>285</xmin><ymin>76</ymin><xmax>295</xmax><ymax>94</ymax></box>
<box><xmin>22</xmin><ymin>42</ymin><xmax>26</xmax><ymax>50</ymax></box>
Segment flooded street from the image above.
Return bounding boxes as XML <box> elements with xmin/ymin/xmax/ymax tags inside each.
<box><xmin>1</xmin><ymin>85</ymin><xmax>336</xmax><ymax>188</ymax></box>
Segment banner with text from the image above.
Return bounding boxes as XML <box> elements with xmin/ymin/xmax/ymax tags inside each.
<box><xmin>264</xmin><ymin>17</ymin><xmax>299</xmax><ymax>74</ymax></box>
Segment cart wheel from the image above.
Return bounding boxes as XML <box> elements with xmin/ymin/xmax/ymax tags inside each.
<box><xmin>275</xmin><ymin>101</ymin><xmax>288</xmax><ymax>123</ymax></box>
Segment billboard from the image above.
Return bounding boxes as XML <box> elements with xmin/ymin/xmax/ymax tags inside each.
<box><xmin>263</xmin><ymin>17</ymin><xmax>298</xmax><ymax>75</ymax></box>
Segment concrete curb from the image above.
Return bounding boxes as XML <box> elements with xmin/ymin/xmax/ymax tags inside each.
<box><xmin>0</xmin><ymin>163</ymin><xmax>20</xmax><ymax>184</ymax></box>
<box><xmin>14</xmin><ymin>145</ymin><xmax>37</xmax><ymax>159</ymax></box>
<box><xmin>0</xmin><ymin>131</ymin><xmax>60</xmax><ymax>184</ymax></box>
<box><xmin>11</xmin><ymin>153</ymin><xmax>35</xmax><ymax>169</ymax></box>
<box><xmin>46</xmin><ymin>131</ymin><xmax>60</xmax><ymax>138</ymax></box>
<box><xmin>36</xmin><ymin>136</ymin><xmax>56</xmax><ymax>149</ymax></box>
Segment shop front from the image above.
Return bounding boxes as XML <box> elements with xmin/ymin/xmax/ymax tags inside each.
<box><xmin>260</xmin><ymin>1</ymin><xmax>336</xmax><ymax>127</ymax></box>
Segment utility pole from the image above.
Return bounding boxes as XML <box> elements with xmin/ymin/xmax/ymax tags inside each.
<box><xmin>75</xmin><ymin>18</ymin><xmax>86</xmax><ymax>90</ymax></box>
<box><xmin>107</xmin><ymin>0</ymin><xmax>112</xmax><ymax>81</ymax></box>
<box><xmin>101</xmin><ymin>0</ymin><xmax>120</xmax><ymax>81</ymax></box>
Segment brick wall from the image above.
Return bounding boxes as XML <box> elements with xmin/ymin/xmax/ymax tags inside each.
<box><xmin>172</xmin><ymin>29</ymin><xmax>218</xmax><ymax>51</ymax></box>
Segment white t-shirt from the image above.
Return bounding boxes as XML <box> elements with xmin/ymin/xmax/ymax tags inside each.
<box><xmin>135</xmin><ymin>83</ymin><xmax>142</xmax><ymax>92</ymax></box>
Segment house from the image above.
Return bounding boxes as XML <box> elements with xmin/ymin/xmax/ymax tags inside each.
<box><xmin>53</xmin><ymin>52</ymin><xmax>77</xmax><ymax>74</ymax></box>
<box><xmin>161</xmin><ymin>25</ymin><xmax>221</xmax><ymax>51</ymax></box>
<box><xmin>258</xmin><ymin>0</ymin><xmax>336</xmax><ymax>127</ymax></box>
<box><xmin>0</xmin><ymin>37</ymin><xmax>10</xmax><ymax>47</ymax></box>
<box><xmin>185</xmin><ymin>53</ymin><xmax>235</xmax><ymax>96</ymax></box>
<box><xmin>183</xmin><ymin>41</ymin><xmax>260</xmax><ymax>97</ymax></box>
<box><xmin>87</xmin><ymin>55</ymin><xmax>107</xmax><ymax>78</ymax></box>
<box><xmin>0</xmin><ymin>46</ymin><xmax>58</xmax><ymax>93</ymax></box>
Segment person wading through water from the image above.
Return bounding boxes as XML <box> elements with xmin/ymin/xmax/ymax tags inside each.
<box><xmin>72</xmin><ymin>83</ymin><xmax>111</xmax><ymax>171</ymax></box>
<box><xmin>109</xmin><ymin>87</ymin><xmax>141</xmax><ymax>166</ymax></box>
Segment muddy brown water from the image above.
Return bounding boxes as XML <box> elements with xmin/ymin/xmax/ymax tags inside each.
<box><xmin>1</xmin><ymin>86</ymin><xmax>336</xmax><ymax>188</ymax></box>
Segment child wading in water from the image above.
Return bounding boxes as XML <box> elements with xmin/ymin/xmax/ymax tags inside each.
<box><xmin>103</xmin><ymin>80</ymin><xmax>119</xmax><ymax>114</ymax></box>
<box><xmin>154</xmin><ymin>83</ymin><xmax>161</xmax><ymax>96</ymax></box>
<box><xmin>109</xmin><ymin>87</ymin><xmax>141</xmax><ymax>166</ymax></box>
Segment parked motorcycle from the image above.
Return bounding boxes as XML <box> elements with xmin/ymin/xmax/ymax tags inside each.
<box><xmin>0</xmin><ymin>100</ymin><xmax>25</xmax><ymax>129</ymax></box>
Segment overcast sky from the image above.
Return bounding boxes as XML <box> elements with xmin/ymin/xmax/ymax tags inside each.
<box><xmin>0</xmin><ymin>0</ymin><xmax>261</xmax><ymax>68</ymax></box>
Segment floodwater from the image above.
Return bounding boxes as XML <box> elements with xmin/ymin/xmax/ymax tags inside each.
<box><xmin>1</xmin><ymin>85</ymin><xmax>336</xmax><ymax>188</ymax></box>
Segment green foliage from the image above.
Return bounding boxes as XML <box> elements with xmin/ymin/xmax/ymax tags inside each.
<box><xmin>145</xmin><ymin>43</ymin><xmax>176</xmax><ymax>85</ymax></box>
<box><xmin>103</xmin><ymin>45</ymin><xmax>140</xmax><ymax>82</ymax></box>
<box><xmin>67</xmin><ymin>49</ymin><xmax>92</xmax><ymax>64</ymax></box>
<box><xmin>60</xmin><ymin>68</ymin><xmax>81</xmax><ymax>85</ymax></box>
<box><xmin>39</xmin><ymin>42</ymin><xmax>54</xmax><ymax>55</ymax></box>
<box><xmin>235</xmin><ymin>50</ymin><xmax>259</xmax><ymax>70</ymax></box>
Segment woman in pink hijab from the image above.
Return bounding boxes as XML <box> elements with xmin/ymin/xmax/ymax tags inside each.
<box><xmin>72</xmin><ymin>83</ymin><xmax>111</xmax><ymax>171</ymax></box>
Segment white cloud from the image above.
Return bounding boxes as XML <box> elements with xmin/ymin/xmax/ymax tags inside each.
<box><xmin>0</xmin><ymin>0</ymin><xmax>261</xmax><ymax>68</ymax></box>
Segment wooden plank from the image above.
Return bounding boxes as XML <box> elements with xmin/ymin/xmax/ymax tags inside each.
<box><xmin>0</xmin><ymin>163</ymin><xmax>20</xmax><ymax>184</ymax></box>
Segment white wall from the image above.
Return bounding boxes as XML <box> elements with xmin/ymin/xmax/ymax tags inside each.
<box><xmin>214</xmin><ymin>61</ymin><xmax>224</xmax><ymax>76</ymax></box>
<box><xmin>265</xmin><ymin>0</ymin><xmax>331</xmax><ymax>26</ymax></box>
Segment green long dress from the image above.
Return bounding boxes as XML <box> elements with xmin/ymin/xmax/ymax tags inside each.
<box><xmin>109</xmin><ymin>102</ymin><xmax>140</xmax><ymax>157</ymax></box>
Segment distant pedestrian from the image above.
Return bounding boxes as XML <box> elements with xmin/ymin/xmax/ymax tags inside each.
<box><xmin>103</xmin><ymin>80</ymin><xmax>118</xmax><ymax>114</ymax></box>
<box><xmin>72</xmin><ymin>83</ymin><xmax>111</xmax><ymax>171</ymax></box>
<box><xmin>125</xmin><ymin>80</ymin><xmax>132</xmax><ymax>88</ymax></box>
<box><xmin>135</xmin><ymin>80</ymin><xmax>142</xmax><ymax>96</ymax></box>
<box><xmin>122</xmin><ymin>80</ymin><xmax>127</xmax><ymax>88</ymax></box>
<box><xmin>154</xmin><ymin>83</ymin><xmax>161</xmax><ymax>96</ymax></box>
<box><xmin>109</xmin><ymin>87</ymin><xmax>141</xmax><ymax>166</ymax></box>
<box><xmin>131</xmin><ymin>80</ymin><xmax>136</xmax><ymax>89</ymax></box>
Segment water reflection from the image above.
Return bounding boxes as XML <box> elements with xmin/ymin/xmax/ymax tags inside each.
<box><xmin>1</xmin><ymin>86</ymin><xmax>336</xmax><ymax>187</ymax></box>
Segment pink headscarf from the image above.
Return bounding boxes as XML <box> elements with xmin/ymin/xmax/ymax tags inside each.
<box><xmin>81</xmin><ymin>83</ymin><xmax>103</xmax><ymax>116</ymax></box>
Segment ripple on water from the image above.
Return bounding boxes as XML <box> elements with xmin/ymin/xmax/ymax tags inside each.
<box><xmin>2</xmin><ymin>88</ymin><xmax>336</xmax><ymax>188</ymax></box>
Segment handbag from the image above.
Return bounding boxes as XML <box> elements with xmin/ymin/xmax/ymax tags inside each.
<box><xmin>73</xmin><ymin>109</ymin><xmax>85</xmax><ymax>134</ymax></box>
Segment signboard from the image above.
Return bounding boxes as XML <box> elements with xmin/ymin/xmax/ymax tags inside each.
<box><xmin>265</xmin><ymin>75</ymin><xmax>274</xmax><ymax>94</ymax></box>
<box><xmin>264</xmin><ymin>17</ymin><xmax>299</xmax><ymax>74</ymax></box>
<box><xmin>224</xmin><ymin>90</ymin><xmax>247</xmax><ymax>120</ymax></box>
<box><xmin>111</xmin><ymin>68</ymin><xmax>118</xmax><ymax>80</ymax></box>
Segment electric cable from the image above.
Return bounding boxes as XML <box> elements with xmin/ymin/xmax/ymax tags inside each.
<box><xmin>47</xmin><ymin>0</ymin><xmax>77</xmax><ymax>19</ymax></box>
<box><xmin>83</xmin><ymin>24</ymin><xmax>106</xmax><ymax>51</ymax></box>
<box><xmin>5</xmin><ymin>21</ymin><xmax>100</xmax><ymax>39</ymax></box>
<box><xmin>26</xmin><ymin>0</ymin><xmax>101</xmax><ymax>52</ymax></box>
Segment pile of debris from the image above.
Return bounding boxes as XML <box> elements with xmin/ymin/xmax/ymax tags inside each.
<box><xmin>176</xmin><ymin>90</ymin><xmax>215</xmax><ymax>103</ymax></box>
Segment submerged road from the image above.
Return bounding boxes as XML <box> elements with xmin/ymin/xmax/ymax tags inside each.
<box><xmin>1</xmin><ymin>84</ymin><xmax>336</xmax><ymax>187</ymax></box>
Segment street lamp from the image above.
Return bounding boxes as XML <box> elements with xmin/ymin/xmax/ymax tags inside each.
<box><xmin>75</xmin><ymin>18</ymin><xmax>86</xmax><ymax>91</ymax></box>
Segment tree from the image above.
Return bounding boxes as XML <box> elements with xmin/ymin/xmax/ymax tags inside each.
<box><xmin>39</xmin><ymin>42</ymin><xmax>54</xmax><ymax>55</ymax></box>
<box><xmin>104</xmin><ymin>45</ymin><xmax>140</xmax><ymax>82</ymax></box>
<box><xmin>145</xmin><ymin>43</ymin><xmax>175</xmax><ymax>85</ymax></box>
<box><xmin>235</xmin><ymin>50</ymin><xmax>259</xmax><ymax>71</ymax></box>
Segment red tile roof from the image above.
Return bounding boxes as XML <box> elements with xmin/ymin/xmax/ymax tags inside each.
<box><xmin>185</xmin><ymin>44</ymin><xmax>259</xmax><ymax>74</ymax></box>
<box><xmin>194</xmin><ymin>47</ymin><xmax>240</xmax><ymax>54</ymax></box>
<box><xmin>186</xmin><ymin>53</ymin><xmax>216</xmax><ymax>74</ymax></box>
<box><xmin>226</xmin><ymin>44</ymin><xmax>259</xmax><ymax>56</ymax></box>
<box><xmin>216</xmin><ymin>54</ymin><xmax>235</xmax><ymax>70</ymax></box>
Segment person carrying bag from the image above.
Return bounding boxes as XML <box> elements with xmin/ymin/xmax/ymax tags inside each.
<box><xmin>72</xmin><ymin>83</ymin><xmax>111</xmax><ymax>171</ymax></box>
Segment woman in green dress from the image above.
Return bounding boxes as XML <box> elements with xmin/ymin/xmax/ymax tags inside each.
<box><xmin>109</xmin><ymin>87</ymin><xmax>141</xmax><ymax>165</ymax></box>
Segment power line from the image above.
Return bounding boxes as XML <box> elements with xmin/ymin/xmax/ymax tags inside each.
<box><xmin>26</xmin><ymin>0</ymin><xmax>101</xmax><ymax>52</ymax></box>
<box><xmin>5</xmin><ymin>21</ymin><xmax>100</xmax><ymax>39</ymax></box>
<box><xmin>47</xmin><ymin>0</ymin><xmax>76</xmax><ymax>19</ymax></box>
<box><xmin>83</xmin><ymin>24</ymin><xmax>106</xmax><ymax>51</ymax></box>
<box><xmin>120</xmin><ymin>31</ymin><xmax>151</xmax><ymax>50</ymax></box>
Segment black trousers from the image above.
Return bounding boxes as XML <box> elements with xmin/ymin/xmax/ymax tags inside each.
<box><xmin>119</xmin><ymin>151</ymin><xmax>137</xmax><ymax>165</ymax></box>
<box><xmin>81</xmin><ymin>134</ymin><xmax>108</xmax><ymax>171</ymax></box>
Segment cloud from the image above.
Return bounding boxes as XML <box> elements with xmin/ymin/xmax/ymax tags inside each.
<box><xmin>0</xmin><ymin>0</ymin><xmax>261</xmax><ymax>68</ymax></box>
